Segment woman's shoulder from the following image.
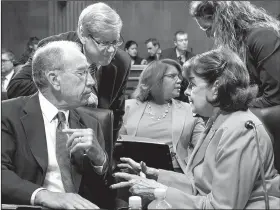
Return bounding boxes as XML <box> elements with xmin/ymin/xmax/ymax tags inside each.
<box><xmin>247</xmin><ymin>27</ymin><xmax>279</xmax><ymax>46</ymax></box>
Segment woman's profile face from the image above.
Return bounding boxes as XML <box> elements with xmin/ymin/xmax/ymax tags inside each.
<box><xmin>195</xmin><ymin>17</ymin><xmax>214</xmax><ymax>38</ymax></box>
<box><xmin>184</xmin><ymin>71</ymin><xmax>214</xmax><ymax>117</ymax></box>
<box><xmin>160</xmin><ymin>65</ymin><xmax>182</xmax><ymax>101</ymax></box>
<box><xmin>126</xmin><ymin>44</ymin><xmax>138</xmax><ymax>57</ymax></box>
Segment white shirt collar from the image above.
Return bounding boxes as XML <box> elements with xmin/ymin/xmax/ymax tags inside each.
<box><xmin>4</xmin><ymin>69</ymin><xmax>15</xmax><ymax>82</ymax></box>
<box><xmin>175</xmin><ymin>48</ymin><xmax>185</xmax><ymax>59</ymax></box>
<box><xmin>38</xmin><ymin>91</ymin><xmax>69</xmax><ymax>123</ymax></box>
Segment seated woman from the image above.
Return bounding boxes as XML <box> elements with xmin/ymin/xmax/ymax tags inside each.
<box><xmin>119</xmin><ymin>59</ymin><xmax>205</xmax><ymax>173</ymax></box>
<box><xmin>124</xmin><ymin>40</ymin><xmax>147</xmax><ymax>65</ymax></box>
<box><xmin>111</xmin><ymin>47</ymin><xmax>280</xmax><ymax>209</ymax></box>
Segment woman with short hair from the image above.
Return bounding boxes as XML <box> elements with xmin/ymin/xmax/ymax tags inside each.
<box><xmin>112</xmin><ymin>47</ymin><xmax>280</xmax><ymax>209</ymax></box>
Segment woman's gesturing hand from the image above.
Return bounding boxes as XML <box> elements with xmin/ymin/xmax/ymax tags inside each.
<box><xmin>117</xmin><ymin>157</ymin><xmax>159</xmax><ymax>180</ymax></box>
<box><xmin>110</xmin><ymin>172</ymin><xmax>167</xmax><ymax>200</ymax></box>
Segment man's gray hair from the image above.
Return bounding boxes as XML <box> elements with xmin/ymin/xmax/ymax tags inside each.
<box><xmin>77</xmin><ymin>2</ymin><xmax>123</xmax><ymax>39</ymax></box>
<box><xmin>32</xmin><ymin>41</ymin><xmax>81</xmax><ymax>91</ymax></box>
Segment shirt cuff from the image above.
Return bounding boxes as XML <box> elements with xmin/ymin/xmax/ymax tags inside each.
<box><xmin>91</xmin><ymin>152</ymin><xmax>107</xmax><ymax>175</ymax></box>
<box><xmin>30</xmin><ymin>188</ymin><xmax>46</xmax><ymax>205</ymax></box>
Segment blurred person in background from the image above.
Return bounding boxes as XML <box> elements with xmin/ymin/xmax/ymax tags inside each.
<box><xmin>18</xmin><ymin>37</ymin><xmax>39</xmax><ymax>65</ymax></box>
<box><xmin>120</xmin><ymin>59</ymin><xmax>205</xmax><ymax>173</ymax></box>
<box><xmin>145</xmin><ymin>38</ymin><xmax>162</xmax><ymax>63</ymax></box>
<box><xmin>1</xmin><ymin>48</ymin><xmax>16</xmax><ymax>100</ymax></box>
<box><xmin>111</xmin><ymin>47</ymin><xmax>280</xmax><ymax>209</ymax></box>
<box><xmin>190</xmin><ymin>0</ymin><xmax>280</xmax><ymax>173</ymax></box>
<box><xmin>124</xmin><ymin>40</ymin><xmax>147</xmax><ymax>65</ymax></box>
<box><xmin>161</xmin><ymin>31</ymin><xmax>195</xmax><ymax>66</ymax></box>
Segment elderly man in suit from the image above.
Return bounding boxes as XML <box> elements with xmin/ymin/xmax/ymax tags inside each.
<box><xmin>2</xmin><ymin>41</ymin><xmax>113</xmax><ymax>209</ymax></box>
<box><xmin>7</xmin><ymin>2</ymin><xmax>131</xmax><ymax>143</ymax></box>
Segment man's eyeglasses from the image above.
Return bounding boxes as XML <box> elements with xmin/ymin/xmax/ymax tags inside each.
<box><xmin>88</xmin><ymin>34</ymin><xmax>124</xmax><ymax>50</ymax></box>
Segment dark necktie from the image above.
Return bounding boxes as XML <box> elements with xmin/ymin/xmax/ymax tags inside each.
<box><xmin>56</xmin><ymin>112</ymin><xmax>76</xmax><ymax>192</ymax></box>
<box><xmin>178</xmin><ymin>56</ymin><xmax>184</xmax><ymax>66</ymax></box>
<box><xmin>89</xmin><ymin>63</ymin><xmax>100</xmax><ymax>93</ymax></box>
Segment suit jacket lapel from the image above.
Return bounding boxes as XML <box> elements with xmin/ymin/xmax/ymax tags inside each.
<box><xmin>98</xmin><ymin>64</ymin><xmax>117</xmax><ymax>109</ymax></box>
<box><xmin>191</xmin><ymin>112</ymin><xmax>229</xmax><ymax>168</ymax></box>
<box><xmin>20</xmin><ymin>93</ymin><xmax>48</xmax><ymax>175</ymax></box>
<box><xmin>126</xmin><ymin>101</ymin><xmax>147</xmax><ymax>136</ymax></box>
<box><xmin>69</xmin><ymin>109</ymin><xmax>87</xmax><ymax>192</ymax></box>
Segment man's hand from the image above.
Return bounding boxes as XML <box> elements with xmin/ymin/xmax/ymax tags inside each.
<box><xmin>34</xmin><ymin>190</ymin><xmax>99</xmax><ymax>209</ymax></box>
<box><xmin>63</xmin><ymin>128</ymin><xmax>105</xmax><ymax>166</ymax></box>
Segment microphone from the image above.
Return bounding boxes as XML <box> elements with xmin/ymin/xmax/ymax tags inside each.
<box><xmin>244</xmin><ymin>120</ymin><xmax>269</xmax><ymax>210</ymax></box>
<box><xmin>245</xmin><ymin>120</ymin><xmax>254</xmax><ymax>130</ymax></box>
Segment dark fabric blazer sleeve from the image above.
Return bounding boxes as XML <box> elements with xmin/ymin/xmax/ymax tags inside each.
<box><xmin>1</xmin><ymin>103</ymin><xmax>41</xmax><ymax>204</ymax></box>
<box><xmin>110</xmin><ymin>50</ymin><xmax>131</xmax><ymax>143</ymax></box>
<box><xmin>7</xmin><ymin>31</ymin><xmax>79</xmax><ymax>99</ymax></box>
<box><xmin>247</xmin><ymin>28</ymin><xmax>280</xmax><ymax>107</ymax></box>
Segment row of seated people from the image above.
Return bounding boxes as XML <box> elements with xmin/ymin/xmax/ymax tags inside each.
<box><xmin>124</xmin><ymin>31</ymin><xmax>193</xmax><ymax>67</ymax></box>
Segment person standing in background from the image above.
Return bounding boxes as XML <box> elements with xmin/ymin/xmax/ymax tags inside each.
<box><xmin>190</xmin><ymin>0</ymin><xmax>280</xmax><ymax>173</ymax></box>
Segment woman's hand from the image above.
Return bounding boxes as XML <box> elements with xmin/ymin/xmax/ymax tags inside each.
<box><xmin>117</xmin><ymin>157</ymin><xmax>159</xmax><ymax>180</ymax></box>
<box><xmin>110</xmin><ymin>172</ymin><xmax>167</xmax><ymax>200</ymax></box>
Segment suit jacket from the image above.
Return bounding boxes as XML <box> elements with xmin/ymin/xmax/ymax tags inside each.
<box><xmin>1</xmin><ymin>93</ymin><xmax>114</xmax><ymax>208</ymax></box>
<box><xmin>120</xmin><ymin>99</ymin><xmax>205</xmax><ymax>173</ymax></box>
<box><xmin>161</xmin><ymin>47</ymin><xmax>195</xmax><ymax>64</ymax></box>
<box><xmin>7</xmin><ymin>31</ymin><xmax>131</xmax><ymax>143</ymax></box>
<box><xmin>1</xmin><ymin>71</ymin><xmax>15</xmax><ymax>101</ymax></box>
<box><xmin>156</xmin><ymin>110</ymin><xmax>280</xmax><ymax>209</ymax></box>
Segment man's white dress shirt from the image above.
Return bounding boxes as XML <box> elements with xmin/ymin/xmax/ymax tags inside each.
<box><xmin>30</xmin><ymin>92</ymin><xmax>105</xmax><ymax>204</ymax></box>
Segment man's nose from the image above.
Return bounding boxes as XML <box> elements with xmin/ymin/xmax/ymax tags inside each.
<box><xmin>184</xmin><ymin>86</ymin><xmax>191</xmax><ymax>96</ymax></box>
<box><xmin>87</xmin><ymin>72</ymin><xmax>96</xmax><ymax>87</ymax></box>
<box><xmin>106</xmin><ymin>45</ymin><xmax>115</xmax><ymax>53</ymax></box>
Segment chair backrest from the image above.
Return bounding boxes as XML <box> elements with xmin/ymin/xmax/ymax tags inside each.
<box><xmin>251</xmin><ymin>105</ymin><xmax>280</xmax><ymax>173</ymax></box>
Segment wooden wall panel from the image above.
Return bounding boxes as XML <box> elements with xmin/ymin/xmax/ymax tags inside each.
<box><xmin>2</xmin><ymin>1</ymin><xmax>280</xmax><ymax>59</ymax></box>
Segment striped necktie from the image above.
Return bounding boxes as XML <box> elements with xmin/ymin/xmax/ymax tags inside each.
<box><xmin>56</xmin><ymin>112</ymin><xmax>76</xmax><ymax>192</ymax></box>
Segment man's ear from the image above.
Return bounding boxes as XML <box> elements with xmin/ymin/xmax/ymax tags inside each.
<box><xmin>79</xmin><ymin>25</ymin><xmax>86</xmax><ymax>44</ymax></box>
<box><xmin>46</xmin><ymin>70</ymin><xmax>61</xmax><ymax>91</ymax></box>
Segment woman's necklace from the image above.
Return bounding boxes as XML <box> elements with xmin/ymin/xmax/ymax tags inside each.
<box><xmin>147</xmin><ymin>101</ymin><xmax>171</xmax><ymax>121</ymax></box>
